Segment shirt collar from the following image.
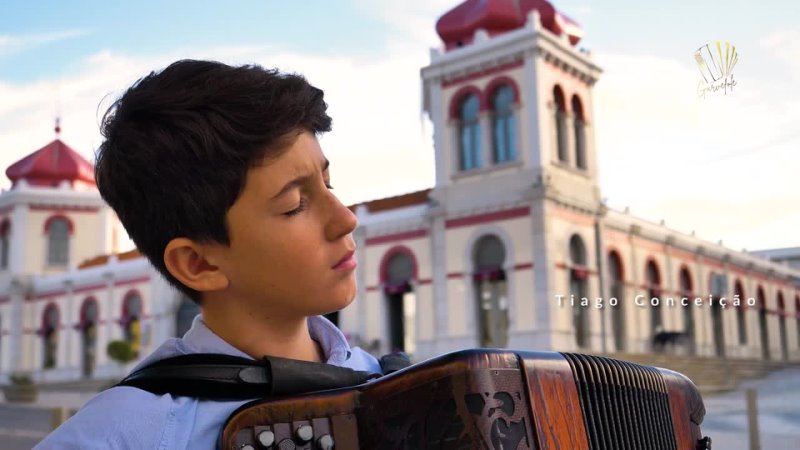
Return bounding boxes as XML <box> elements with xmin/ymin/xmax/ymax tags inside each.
<box><xmin>180</xmin><ymin>314</ymin><xmax>352</xmax><ymax>364</ymax></box>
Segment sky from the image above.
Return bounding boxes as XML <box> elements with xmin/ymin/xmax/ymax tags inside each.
<box><xmin>1</xmin><ymin>0</ymin><xmax>798</xmax><ymax>253</ymax></box>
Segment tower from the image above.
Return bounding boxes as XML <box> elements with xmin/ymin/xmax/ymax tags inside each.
<box><xmin>420</xmin><ymin>0</ymin><xmax>606</xmax><ymax>350</ymax></box>
<box><xmin>0</xmin><ymin>121</ymin><xmax>127</xmax><ymax>376</ymax></box>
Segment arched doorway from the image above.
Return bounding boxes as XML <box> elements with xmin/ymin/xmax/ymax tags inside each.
<box><xmin>473</xmin><ymin>235</ymin><xmax>508</xmax><ymax>348</ymax></box>
<box><xmin>757</xmin><ymin>287</ymin><xmax>770</xmax><ymax>360</ymax></box>
<box><xmin>383</xmin><ymin>250</ymin><xmax>416</xmax><ymax>354</ymax></box>
<box><xmin>709</xmin><ymin>273</ymin><xmax>726</xmax><ymax>357</ymax></box>
<box><xmin>608</xmin><ymin>251</ymin><xmax>625</xmax><ymax>352</ymax></box>
<box><xmin>796</xmin><ymin>297</ymin><xmax>800</xmax><ymax>352</ymax></box>
<box><xmin>79</xmin><ymin>298</ymin><xmax>98</xmax><ymax>377</ymax></box>
<box><xmin>734</xmin><ymin>281</ymin><xmax>747</xmax><ymax>346</ymax></box>
<box><xmin>121</xmin><ymin>292</ymin><xmax>143</xmax><ymax>358</ymax></box>
<box><xmin>569</xmin><ymin>235</ymin><xmax>589</xmax><ymax>349</ymax></box>
<box><xmin>645</xmin><ymin>260</ymin><xmax>663</xmax><ymax>340</ymax></box>
<box><xmin>679</xmin><ymin>268</ymin><xmax>695</xmax><ymax>355</ymax></box>
<box><xmin>42</xmin><ymin>303</ymin><xmax>59</xmax><ymax>369</ymax></box>
<box><xmin>777</xmin><ymin>292</ymin><xmax>788</xmax><ymax>360</ymax></box>
<box><xmin>175</xmin><ymin>295</ymin><xmax>200</xmax><ymax>338</ymax></box>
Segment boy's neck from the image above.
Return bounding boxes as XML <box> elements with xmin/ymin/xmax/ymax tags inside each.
<box><xmin>200</xmin><ymin>302</ymin><xmax>325</xmax><ymax>363</ymax></box>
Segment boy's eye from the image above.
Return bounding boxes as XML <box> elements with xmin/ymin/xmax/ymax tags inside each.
<box><xmin>284</xmin><ymin>198</ymin><xmax>308</xmax><ymax>217</ymax></box>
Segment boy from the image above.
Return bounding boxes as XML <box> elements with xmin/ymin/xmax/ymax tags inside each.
<box><xmin>35</xmin><ymin>60</ymin><xmax>380</xmax><ymax>449</ymax></box>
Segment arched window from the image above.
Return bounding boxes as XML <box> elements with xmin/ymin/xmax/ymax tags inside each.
<box><xmin>458</xmin><ymin>93</ymin><xmax>482</xmax><ymax>171</ymax></box>
<box><xmin>46</xmin><ymin>216</ymin><xmax>70</xmax><ymax>266</ymax></box>
<box><xmin>79</xmin><ymin>298</ymin><xmax>98</xmax><ymax>377</ymax></box>
<box><xmin>491</xmin><ymin>85</ymin><xmax>517</xmax><ymax>164</ymax></box>
<box><xmin>777</xmin><ymin>292</ymin><xmax>788</xmax><ymax>360</ymax></box>
<box><xmin>757</xmin><ymin>286</ymin><xmax>769</xmax><ymax>359</ymax></box>
<box><xmin>554</xmin><ymin>86</ymin><xmax>568</xmax><ymax>163</ymax></box>
<box><xmin>646</xmin><ymin>260</ymin><xmax>662</xmax><ymax>334</ymax></box>
<box><xmin>608</xmin><ymin>251</ymin><xmax>625</xmax><ymax>352</ymax></box>
<box><xmin>42</xmin><ymin>303</ymin><xmax>59</xmax><ymax>369</ymax></box>
<box><xmin>734</xmin><ymin>281</ymin><xmax>747</xmax><ymax>345</ymax></box>
<box><xmin>175</xmin><ymin>295</ymin><xmax>200</xmax><ymax>338</ymax></box>
<box><xmin>473</xmin><ymin>235</ymin><xmax>508</xmax><ymax>348</ymax></box>
<box><xmin>121</xmin><ymin>292</ymin><xmax>143</xmax><ymax>357</ymax></box>
<box><xmin>709</xmin><ymin>272</ymin><xmax>726</xmax><ymax>357</ymax></box>
<box><xmin>679</xmin><ymin>267</ymin><xmax>696</xmax><ymax>355</ymax></box>
<box><xmin>0</xmin><ymin>220</ymin><xmax>10</xmax><ymax>269</ymax></box>
<box><xmin>569</xmin><ymin>235</ymin><xmax>589</xmax><ymax>348</ymax></box>
<box><xmin>383</xmin><ymin>251</ymin><xmax>416</xmax><ymax>353</ymax></box>
<box><xmin>795</xmin><ymin>296</ymin><xmax>800</xmax><ymax>349</ymax></box>
<box><xmin>572</xmin><ymin>95</ymin><xmax>587</xmax><ymax>170</ymax></box>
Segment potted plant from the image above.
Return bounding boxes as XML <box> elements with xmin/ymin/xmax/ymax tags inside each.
<box><xmin>107</xmin><ymin>340</ymin><xmax>136</xmax><ymax>365</ymax></box>
<box><xmin>2</xmin><ymin>372</ymin><xmax>38</xmax><ymax>403</ymax></box>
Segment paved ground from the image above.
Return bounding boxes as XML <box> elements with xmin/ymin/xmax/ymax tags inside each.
<box><xmin>702</xmin><ymin>366</ymin><xmax>800</xmax><ymax>449</ymax></box>
<box><xmin>2</xmin><ymin>368</ymin><xmax>799</xmax><ymax>449</ymax></box>
<box><xmin>0</xmin><ymin>390</ymin><xmax>94</xmax><ymax>450</ymax></box>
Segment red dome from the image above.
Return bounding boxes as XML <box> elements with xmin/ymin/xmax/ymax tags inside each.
<box><xmin>436</xmin><ymin>0</ymin><xmax>582</xmax><ymax>51</ymax></box>
<box><xmin>6</xmin><ymin>139</ymin><xmax>95</xmax><ymax>187</ymax></box>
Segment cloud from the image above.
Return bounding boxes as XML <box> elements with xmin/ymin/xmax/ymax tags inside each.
<box><xmin>592</xmin><ymin>49</ymin><xmax>800</xmax><ymax>249</ymax></box>
<box><xmin>759</xmin><ymin>29</ymin><xmax>800</xmax><ymax>72</ymax></box>
<box><xmin>0</xmin><ymin>29</ymin><xmax>91</xmax><ymax>56</ymax></box>
<box><xmin>1</xmin><ymin>17</ymin><xmax>797</xmax><ymax>252</ymax></box>
<box><xmin>0</xmin><ymin>43</ymin><xmax>436</xmax><ymax>208</ymax></box>
<box><xmin>353</xmin><ymin>0</ymin><xmax>454</xmax><ymax>48</ymax></box>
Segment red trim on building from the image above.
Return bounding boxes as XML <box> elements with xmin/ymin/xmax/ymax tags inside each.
<box><xmin>366</xmin><ymin>229</ymin><xmax>429</xmax><ymax>246</ymax></box>
<box><xmin>448</xmin><ymin>85</ymin><xmax>485</xmax><ymax>119</ymax></box>
<box><xmin>378</xmin><ymin>245</ymin><xmax>419</xmax><ymax>284</ymax></box>
<box><xmin>513</xmin><ymin>262</ymin><xmax>533</xmax><ymax>271</ymax></box>
<box><xmin>484</xmin><ymin>75</ymin><xmax>522</xmax><ymax>104</ymax></box>
<box><xmin>33</xmin><ymin>291</ymin><xmax>65</xmax><ymax>301</ymax></box>
<box><xmin>447</xmin><ymin>272</ymin><xmax>464</xmax><ymax>279</ymax></box>
<box><xmin>445</xmin><ymin>206</ymin><xmax>529</xmax><ymax>229</ymax></box>
<box><xmin>116</xmin><ymin>276</ymin><xmax>150</xmax><ymax>287</ymax></box>
<box><xmin>74</xmin><ymin>283</ymin><xmax>107</xmax><ymax>294</ymax></box>
<box><xmin>366</xmin><ymin>286</ymin><xmax>379</xmax><ymax>292</ymax></box>
<box><xmin>43</xmin><ymin>214</ymin><xmax>75</xmax><ymax>235</ymax></box>
<box><xmin>417</xmin><ymin>278</ymin><xmax>433</xmax><ymax>285</ymax></box>
<box><xmin>30</xmin><ymin>205</ymin><xmax>100</xmax><ymax>213</ymax></box>
<box><xmin>698</xmin><ymin>256</ymin><xmax>724</xmax><ymax>270</ymax></box>
<box><xmin>443</xmin><ymin>60</ymin><xmax>525</xmax><ymax>89</ymax></box>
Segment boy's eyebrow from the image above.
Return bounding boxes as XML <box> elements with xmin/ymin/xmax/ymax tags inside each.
<box><xmin>271</xmin><ymin>158</ymin><xmax>330</xmax><ymax>200</ymax></box>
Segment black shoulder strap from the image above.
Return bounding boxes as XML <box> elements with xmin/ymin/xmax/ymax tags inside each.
<box><xmin>116</xmin><ymin>353</ymin><xmax>381</xmax><ymax>400</ymax></box>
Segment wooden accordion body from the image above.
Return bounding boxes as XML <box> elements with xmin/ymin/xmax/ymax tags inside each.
<box><xmin>222</xmin><ymin>349</ymin><xmax>707</xmax><ymax>450</ymax></box>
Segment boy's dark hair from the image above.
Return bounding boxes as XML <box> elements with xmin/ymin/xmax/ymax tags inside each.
<box><xmin>95</xmin><ymin>59</ymin><xmax>332</xmax><ymax>302</ymax></box>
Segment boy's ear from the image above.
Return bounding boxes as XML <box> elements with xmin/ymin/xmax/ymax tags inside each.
<box><xmin>163</xmin><ymin>238</ymin><xmax>229</xmax><ymax>293</ymax></box>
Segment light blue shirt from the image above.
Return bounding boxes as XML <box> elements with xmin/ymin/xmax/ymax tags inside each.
<box><xmin>35</xmin><ymin>315</ymin><xmax>380</xmax><ymax>450</ymax></box>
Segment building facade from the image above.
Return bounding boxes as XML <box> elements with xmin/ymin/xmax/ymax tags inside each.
<box><xmin>1</xmin><ymin>0</ymin><xmax>798</xmax><ymax>385</ymax></box>
<box><xmin>337</xmin><ymin>0</ymin><xmax>800</xmax><ymax>363</ymax></box>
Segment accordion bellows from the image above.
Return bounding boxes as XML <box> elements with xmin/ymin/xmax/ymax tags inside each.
<box><xmin>222</xmin><ymin>349</ymin><xmax>707</xmax><ymax>450</ymax></box>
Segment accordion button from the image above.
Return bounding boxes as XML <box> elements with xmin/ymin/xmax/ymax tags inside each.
<box><xmin>295</xmin><ymin>425</ymin><xmax>313</xmax><ymax>443</ymax></box>
<box><xmin>317</xmin><ymin>434</ymin><xmax>334</xmax><ymax>450</ymax></box>
<box><xmin>257</xmin><ymin>430</ymin><xmax>275</xmax><ymax>447</ymax></box>
<box><xmin>240</xmin><ymin>445</ymin><xmax>256</xmax><ymax>450</ymax></box>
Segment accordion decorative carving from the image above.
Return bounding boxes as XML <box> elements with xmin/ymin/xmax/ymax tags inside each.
<box><xmin>222</xmin><ymin>349</ymin><xmax>707</xmax><ymax>450</ymax></box>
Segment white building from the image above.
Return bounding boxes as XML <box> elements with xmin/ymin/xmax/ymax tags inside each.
<box><xmin>1</xmin><ymin>0</ymin><xmax>798</xmax><ymax>386</ymax></box>
<box><xmin>0</xmin><ymin>134</ymin><xmax>198</xmax><ymax>384</ymax></box>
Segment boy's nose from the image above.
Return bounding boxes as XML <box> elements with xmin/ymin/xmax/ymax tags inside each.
<box><xmin>325</xmin><ymin>192</ymin><xmax>358</xmax><ymax>241</ymax></box>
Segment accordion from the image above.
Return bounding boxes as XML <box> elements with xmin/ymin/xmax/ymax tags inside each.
<box><xmin>222</xmin><ymin>349</ymin><xmax>708</xmax><ymax>450</ymax></box>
